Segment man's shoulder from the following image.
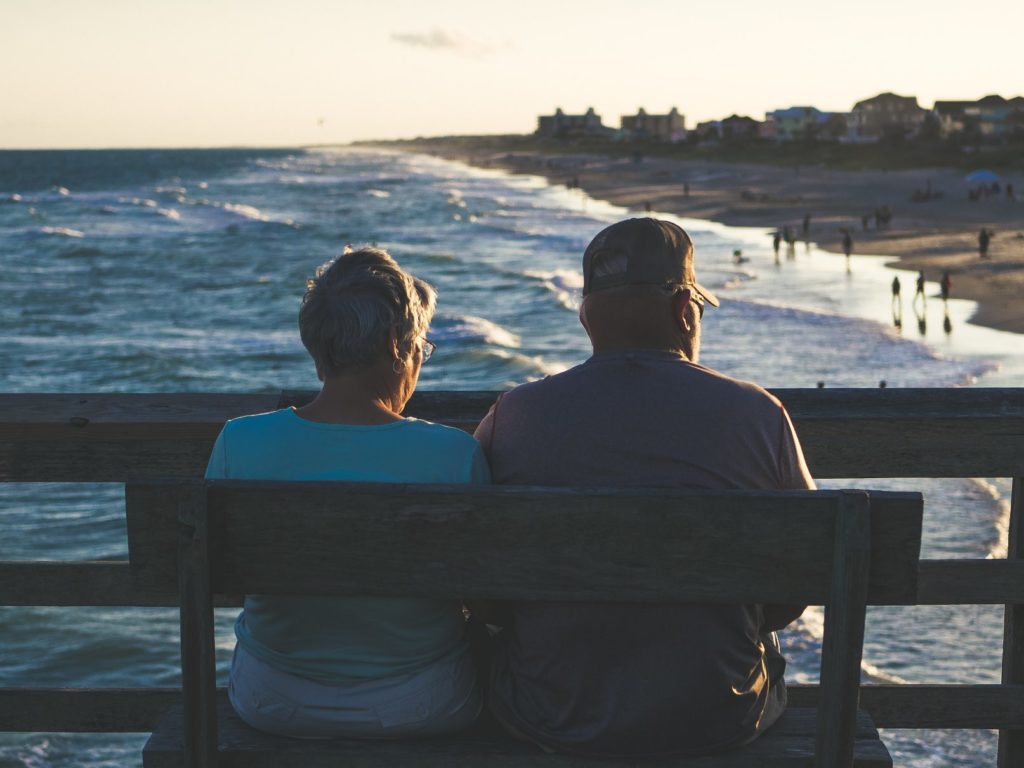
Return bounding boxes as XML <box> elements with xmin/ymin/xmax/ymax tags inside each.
<box><xmin>684</xmin><ymin>363</ymin><xmax>784</xmax><ymax>410</ymax></box>
<box><xmin>499</xmin><ymin>358</ymin><xmax>783</xmax><ymax>415</ymax></box>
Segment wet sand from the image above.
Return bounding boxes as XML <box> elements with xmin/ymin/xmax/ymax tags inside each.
<box><xmin>386</xmin><ymin>140</ymin><xmax>1024</xmax><ymax>335</ymax></box>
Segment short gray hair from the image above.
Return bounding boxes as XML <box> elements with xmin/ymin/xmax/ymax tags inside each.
<box><xmin>299</xmin><ymin>247</ymin><xmax>437</xmax><ymax>376</ymax></box>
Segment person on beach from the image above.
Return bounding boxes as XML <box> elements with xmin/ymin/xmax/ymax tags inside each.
<box><xmin>841</xmin><ymin>228</ymin><xmax>853</xmax><ymax>272</ymax></box>
<box><xmin>205</xmin><ymin>247</ymin><xmax>488</xmax><ymax>739</ymax></box>
<box><xmin>941</xmin><ymin>271</ymin><xmax>952</xmax><ymax>302</ymax></box>
<box><xmin>891</xmin><ymin>276</ymin><xmax>902</xmax><ymax>327</ymax></box>
<box><xmin>914</xmin><ymin>270</ymin><xmax>927</xmax><ymax>310</ymax></box>
<box><xmin>979</xmin><ymin>228</ymin><xmax>991</xmax><ymax>258</ymax></box>
<box><xmin>474</xmin><ymin>218</ymin><xmax>814</xmax><ymax>758</ymax></box>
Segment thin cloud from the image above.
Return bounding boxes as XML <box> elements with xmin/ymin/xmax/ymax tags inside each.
<box><xmin>390</xmin><ymin>28</ymin><xmax>491</xmax><ymax>57</ymax></box>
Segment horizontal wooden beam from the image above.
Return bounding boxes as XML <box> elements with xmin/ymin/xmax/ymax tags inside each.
<box><xmin>7</xmin><ymin>558</ymin><xmax>1024</xmax><ymax>607</ymax></box>
<box><xmin>1</xmin><ymin>389</ymin><xmax>1023</xmax><ymax>481</ymax></box>
<box><xmin>2</xmin><ymin>685</ymin><xmax>1022</xmax><ymax>733</ymax></box>
<box><xmin>789</xmin><ymin>684</ymin><xmax>1024</xmax><ymax>729</ymax></box>
<box><xmin>0</xmin><ymin>688</ymin><xmax>190</xmax><ymax>732</ymax></box>
<box><xmin>918</xmin><ymin>560</ymin><xmax>1024</xmax><ymax>605</ymax></box>
<box><xmin>0</xmin><ymin>561</ymin><xmax>238</xmax><ymax>607</ymax></box>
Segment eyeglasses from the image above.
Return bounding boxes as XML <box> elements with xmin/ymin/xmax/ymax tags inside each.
<box><xmin>421</xmin><ymin>338</ymin><xmax>437</xmax><ymax>362</ymax></box>
<box><xmin>689</xmin><ymin>292</ymin><xmax>706</xmax><ymax>319</ymax></box>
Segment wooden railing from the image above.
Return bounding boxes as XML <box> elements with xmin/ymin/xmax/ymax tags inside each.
<box><xmin>1</xmin><ymin>389</ymin><xmax>1023</xmax><ymax>766</ymax></box>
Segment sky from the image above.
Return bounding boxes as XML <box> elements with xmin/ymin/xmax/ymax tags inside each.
<box><xmin>2</xmin><ymin>0</ymin><xmax>1023</xmax><ymax>149</ymax></box>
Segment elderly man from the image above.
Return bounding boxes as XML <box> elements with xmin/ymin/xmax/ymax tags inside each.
<box><xmin>474</xmin><ymin>218</ymin><xmax>815</xmax><ymax>758</ymax></box>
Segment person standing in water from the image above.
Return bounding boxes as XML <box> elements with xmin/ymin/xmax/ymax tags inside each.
<box><xmin>891</xmin><ymin>276</ymin><xmax>902</xmax><ymax>327</ymax></box>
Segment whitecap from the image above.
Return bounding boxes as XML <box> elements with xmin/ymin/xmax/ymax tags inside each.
<box><xmin>434</xmin><ymin>315</ymin><xmax>521</xmax><ymax>348</ymax></box>
<box><xmin>221</xmin><ymin>202</ymin><xmax>268</xmax><ymax>221</ymax></box>
<box><xmin>40</xmin><ymin>226</ymin><xmax>85</xmax><ymax>238</ymax></box>
<box><xmin>158</xmin><ymin>208</ymin><xmax>181</xmax><ymax>220</ymax></box>
<box><xmin>54</xmin><ymin>185</ymin><xmax>70</xmax><ymax>196</ymax></box>
<box><xmin>367</xmin><ymin>189</ymin><xmax>390</xmax><ymax>198</ymax></box>
<box><xmin>521</xmin><ymin>268</ymin><xmax>583</xmax><ymax>310</ymax></box>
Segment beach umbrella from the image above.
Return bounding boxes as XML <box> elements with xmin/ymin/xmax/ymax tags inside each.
<box><xmin>965</xmin><ymin>170</ymin><xmax>1001</xmax><ymax>184</ymax></box>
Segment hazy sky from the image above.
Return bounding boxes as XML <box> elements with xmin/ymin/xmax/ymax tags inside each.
<box><xmin>2</xmin><ymin>0</ymin><xmax>1022</xmax><ymax>148</ymax></box>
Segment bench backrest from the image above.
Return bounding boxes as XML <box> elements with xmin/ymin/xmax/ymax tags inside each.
<box><xmin>125</xmin><ymin>481</ymin><xmax>923</xmax><ymax>768</ymax></box>
<box><xmin>126</xmin><ymin>481</ymin><xmax>922</xmax><ymax>604</ymax></box>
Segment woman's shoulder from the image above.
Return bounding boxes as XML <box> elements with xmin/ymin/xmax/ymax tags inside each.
<box><xmin>219</xmin><ymin>408</ymin><xmax>293</xmax><ymax>437</ymax></box>
<box><xmin>399</xmin><ymin>418</ymin><xmax>481</xmax><ymax>451</ymax></box>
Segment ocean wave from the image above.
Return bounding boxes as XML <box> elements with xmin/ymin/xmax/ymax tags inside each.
<box><xmin>433</xmin><ymin>315</ymin><xmax>521</xmax><ymax>348</ymax></box>
<box><xmin>39</xmin><ymin>226</ymin><xmax>84</xmax><ymax>238</ymax></box>
<box><xmin>157</xmin><ymin>208</ymin><xmax>180</xmax><ymax>220</ymax></box>
<box><xmin>519</xmin><ymin>268</ymin><xmax>582</xmax><ymax>311</ymax></box>
<box><xmin>972</xmin><ymin>478</ymin><xmax>1012</xmax><ymax>559</ymax></box>
<box><xmin>367</xmin><ymin>189</ymin><xmax>390</xmax><ymax>198</ymax></box>
<box><xmin>441</xmin><ymin>347</ymin><xmax>568</xmax><ymax>383</ymax></box>
<box><xmin>2</xmin><ymin>193</ymin><xmax>22</xmax><ymax>204</ymax></box>
<box><xmin>790</xmin><ymin>606</ymin><xmax>911</xmax><ymax>686</ymax></box>
<box><xmin>118</xmin><ymin>196</ymin><xmax>159</xmax><ymax>208</ymax></box>
<box><xmin>60</xmin><ymin>245</ymin><xmax>104</xmax><ymax>258</ymax></box>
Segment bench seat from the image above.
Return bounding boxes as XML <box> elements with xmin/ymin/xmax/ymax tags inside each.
<box><xmin>143</xmin><ymin>700</ymin><xmax>892</xmax><ymax>767</ymax></box>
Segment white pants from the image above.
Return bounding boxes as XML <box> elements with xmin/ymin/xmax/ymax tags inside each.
<box><xmin>228</xmin><ymin>645</ymin><xmax>481</xmax><ymax>739</ymax></box>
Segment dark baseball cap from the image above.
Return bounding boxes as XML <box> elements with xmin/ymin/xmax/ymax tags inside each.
<box><xmin>581</xmin><ymin>218</ymin><xmax>719</xmax><ymax>308</ymax></box>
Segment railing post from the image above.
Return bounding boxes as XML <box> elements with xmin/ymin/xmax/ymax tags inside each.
<box><xmin>816</xmin><ymin>490</ymin><xmax>871</xmax><ymax>768</ymax></box>
<box><xmin>178</xmin><ymin>482</ymin><xmax>218</xmax><ymax>768</ymax></box>
<box><xmin>999</xmin><ymin>477</ymin><xmax>1024</xmax><ymax>767</ymax></box>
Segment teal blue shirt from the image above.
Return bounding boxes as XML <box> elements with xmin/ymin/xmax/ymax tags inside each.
<box><xmin>204</xmin><ymin>408</ymin><xmax>490</xmax><ymax>683</ymax></box>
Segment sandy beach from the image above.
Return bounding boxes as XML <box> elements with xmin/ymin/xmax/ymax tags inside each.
<box><xmin>382</xmin><ymin>139</ymin><xmax>1024</xmax><ymax>335</ymax></box>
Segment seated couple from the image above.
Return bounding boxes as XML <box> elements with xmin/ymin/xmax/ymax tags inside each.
<box><xmin>205</xmin><ymin>218</ymin><xmax>815</xmax><ymax>758</ymax></box>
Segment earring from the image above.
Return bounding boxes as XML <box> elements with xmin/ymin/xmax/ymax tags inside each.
<box><xmin>392</xmin><ymin>358</ymin><xmax>405</xmax><ymax>373</ymax></box>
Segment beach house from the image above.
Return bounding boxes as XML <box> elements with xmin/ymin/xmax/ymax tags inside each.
<box><xmin>620</xmin><ymin>107</ymin><xmax>686</xmax><ymax>142</ymax></box>
<box><xmin>932</xmin><ymin>95</ymin><xmax>1024</xmax><ymax>140</ymax></box>
<box><xmin>535</xmin><ymin>107</ymin><xmax>611</xmax><ymax>139</ymax></box>
<box><xmin>694</xmin><ymin>115</ymin><xmax>760</xmax><ymax>142</ymax></box>
<box><xmin>846</xmin><ymin>92</ymin><xmax>928</xmax><ymax>142</ymax></box>
<box><xmin>763</xmin><ymin>106</ymin><xmax>848</xmax><ymax>142</ymax></box>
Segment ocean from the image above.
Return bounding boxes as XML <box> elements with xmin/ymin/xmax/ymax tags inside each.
<box><xmin>1</xmin><ymin>147</ymin><xmax>1022</xmax><ymax>767</ymax></box>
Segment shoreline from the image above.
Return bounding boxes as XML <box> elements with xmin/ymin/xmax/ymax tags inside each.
<box><xmin>373</xmin><ymin>139</ymin><xmax>1024</xmax><ymax>336</ymax></box>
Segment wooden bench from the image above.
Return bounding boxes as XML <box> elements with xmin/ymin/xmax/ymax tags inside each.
<box><xmin>125</xmin><ymin>480</ymin><xmax>923</xmax><ymax>767</ymax></box>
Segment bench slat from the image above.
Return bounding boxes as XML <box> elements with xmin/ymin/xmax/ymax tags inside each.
<box><xmin>143</xmin><ymin>702</ymin><xmax>891</xmax><ymax>767</ymax></box>
<box><xmin>125</xmin><ymin>484</ymin><xmax>922</xmax><ymax>605</ymax></box>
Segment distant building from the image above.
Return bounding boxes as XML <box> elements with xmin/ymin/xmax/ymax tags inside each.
<box><xmin>620</xmin><ymin>107</ymin><xmax>686</xmax><ymax>142</ymax></box>
<box><xmin>933</xmin><ymin>95</ymin><xmax>1024</xmax><ymax>139</ymax></box>
<box><xmin>847</xmin><ymin>92</ymin><xmax>927</xmax><ymax>142</ymax></box>
<box><xmin>762</xmin><ymin>106</ymin><xmax>847</xmax><ymax>141</ymax></box>
<box><xmin>764</xmin><ymin>107</ymin><xmax>823</xmax><ymax>141</ymax></box>
<box><xmin>932</xmin><ymin>100</ymin><xmax>974</xmax><ymax>137</ymax></box>
<box><xmin>536</xmin><ymin>107</ymin><xmax>610</xmax><ymax>139</ymax></box>
<box><xmin>693</xmin><ymin>115</ymin><xmax>760</xmax><ymax>142</ymax></box>
<box><xmin>720</xmin><ymin>114</ymin><xmax>761</xmax><ymax>140</ymax></box>
<box><xmin>972</xmin><ymin>95</ymin><xmax>1024</xmax><ymax>138</ymax></box>
<box><xmin>694</xmin><ymin>120</ymin><xmax>722</xmax><ymax>140</ymax></box>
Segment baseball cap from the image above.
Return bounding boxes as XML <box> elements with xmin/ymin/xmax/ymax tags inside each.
<box><xmin>581</xmin><ymin>218</ymin><xmax>720</xmax><ymax>308</ymax></box>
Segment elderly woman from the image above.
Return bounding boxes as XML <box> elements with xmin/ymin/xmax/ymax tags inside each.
<box><xmin>205</xmin><ymin>247</ymin><xmax>488</xmax><ymax>738</ymax></box>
